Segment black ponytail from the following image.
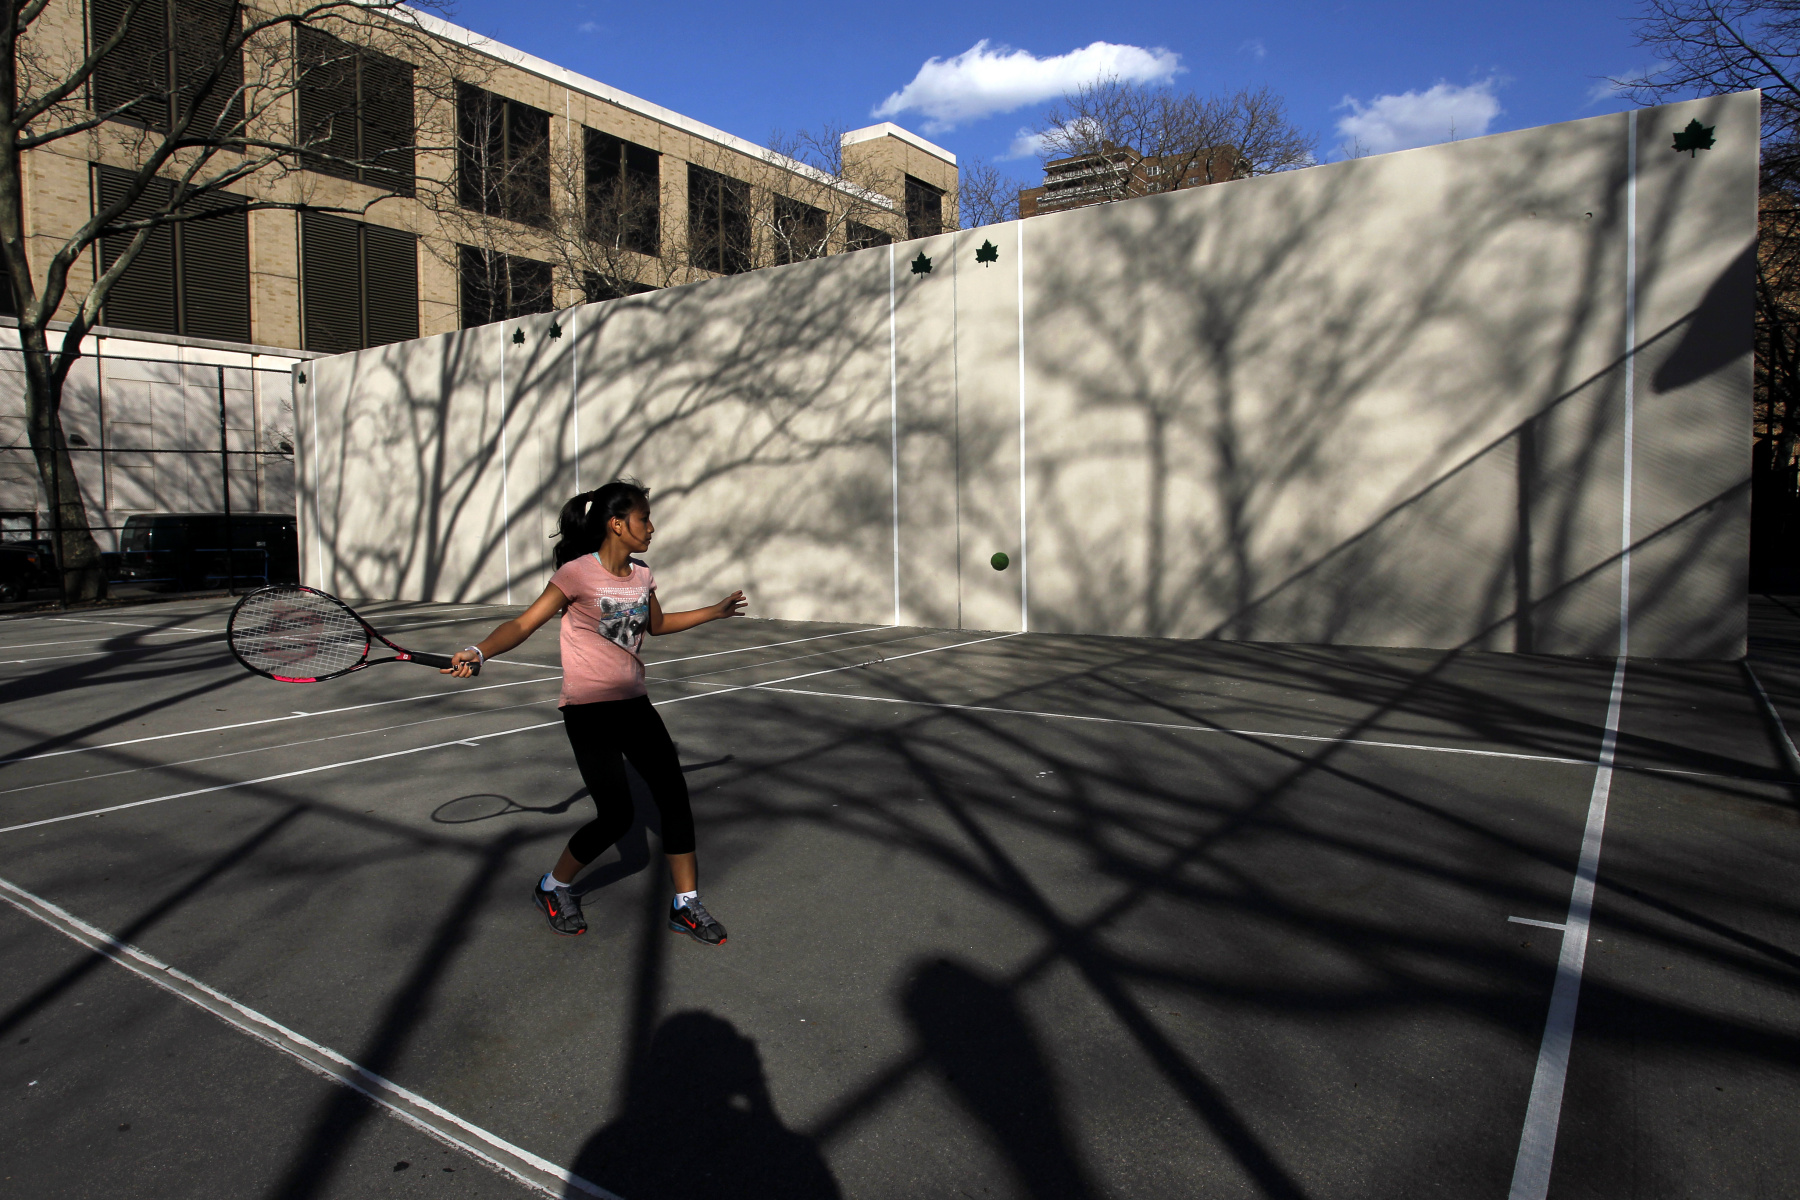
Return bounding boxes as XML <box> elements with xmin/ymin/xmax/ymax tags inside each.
<box><xmin>553</xmin><ymin>479</ymin><xmax>650</xmax><ymax>567</ymax></box>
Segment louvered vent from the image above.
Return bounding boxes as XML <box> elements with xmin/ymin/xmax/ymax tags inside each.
<box><xmin>179</xmin><ymin>190</ymin><xmax>249</xmax><ymax>343</ymax></box>
<box><xmin>90</xmin><ymin>0</ymin><xmax>170</xmax><ymax>127</ymax></box>
<box><xmin>97</xmin><ymin>167</ymin><xmax>178</xmax><ymax>335</ymax></box>
<box><xmin>363</xmin><ymin>224</ymin><xmax>419</xmax><ymax>346</ymax></box>
<box><xmin>302</xmin><ymin>211</ymin><xmax>362</xmax><ymax>354</ymax></box>
<box><xmin>174</xmin><ymin>0</ymin><xmax>244</xmax><ymax>139</ymax></box>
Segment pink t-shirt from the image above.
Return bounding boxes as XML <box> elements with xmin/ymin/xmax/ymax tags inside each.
<box><xmin>549</xmin><ymin>554</ymin><xmax>655</xmax><ymax>706</ymax></box>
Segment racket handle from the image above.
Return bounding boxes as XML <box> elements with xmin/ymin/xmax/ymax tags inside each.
<box><xmin>409</xmin><ymin>651</ymin><xmax>479</xmax><ymax>676</ymax></box>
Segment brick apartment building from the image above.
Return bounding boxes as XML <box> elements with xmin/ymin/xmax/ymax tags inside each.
<box><xmin>1019</xmin><ymin>142</ymin><xmax>1240</xmax><ymax>218</ymax></box>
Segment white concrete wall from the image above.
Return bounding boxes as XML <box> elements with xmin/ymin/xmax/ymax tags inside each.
<box><xmin>299</xmin><ymin>94</ymin><xmax>1757</xmax><ymax>658</ymax></box>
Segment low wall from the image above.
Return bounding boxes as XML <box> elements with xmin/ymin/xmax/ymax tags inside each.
<box><xmin>299</xmin><ymin>93</ymin><xmax>1758</xmax><ymax>658</ymax></box>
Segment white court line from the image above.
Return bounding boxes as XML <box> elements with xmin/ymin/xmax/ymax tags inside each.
<box><xmin>47</xmin><ymin>617</ymin><xmax>220</xmax><ymax>633</ymax></box>
<box><xmin>642</xmin><ymin>626</ymin><xmax>887</xmax><ymax>667</ymax></box>
<box><xmin>1509</xmin><ymin>916</ymin><xmax>1569</xmax><ymax>932</ymax></box>
<box><xmin>647</xmin><ymin>632</ymin><xmax>934</xmax><ymax>684</ymax></box>
<box><xmin>1744</xmin><ymin>663</ymin><xmax>1800</xmax><ymax>779</ymax></box>
<box><xmin>650</xmin><ymin>632</ymin><xmax>1024</xmax><ymax>709</ymax></box>
<box><xmin>0</xmin><ymin>631</ymin><xmax>1022</xmax><ymax>834</ymax></box>
<box><xmin>0</xmin><ymin>614</ymin><xmax>515</xmax><ymax>665</ymax></box>
<box><xmin>751</xmin><ymin>687</ymin><xmax>1605</xmax><ymax>767</ymax></box>
<box><xmin>1509</xmin><ymin>657</ymin><xmax>1627</xmax><ymax>1200</ymax></box>
<box><xmin>0</xmin><ymin>698</ymin><xmax>559</xmax><ymax>798</ymax></box>
<box><xmin>0</xmin><ymin>648</ymin><xmax>155</xmax><ymax>665</ymax></box>
<box><xmin>0</xmin><ymin>721</ymin><xmax>561</xmax><ymax>834</ymax></box>
<box><xmin>0</xmin><ymin>675</ymin><xmax>561</xmax><ymax>765</ymax></box>
<box><xmin>0</xmin><ymin>632</ymin><xmax>219</xmax><ymax>651</ymax></box>
<box><xmin>0</xmin><ymin>875</ymin><xmax>619</xmax><ymax>1200</ymax></box>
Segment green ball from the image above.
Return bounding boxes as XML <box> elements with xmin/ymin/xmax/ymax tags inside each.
<box><xmin>990</xmin><ymin>552</ymin><xmax>1010</xmax><ymax>571</ymax></box>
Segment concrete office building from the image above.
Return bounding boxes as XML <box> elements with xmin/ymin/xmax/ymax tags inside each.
<box><xmin>0</xmin><ymin>0</ymin><xmax>956</xmax><ymax>547</ymax></box>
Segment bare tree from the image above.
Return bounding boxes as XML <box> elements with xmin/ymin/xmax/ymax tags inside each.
<box><xmin>1622</xmin><ymin>2</ymin><xmax>1800</xmax><ymax>579</ymax></box>
<box><xmin>953</xmin><ymin>157</ymin><xmax>1025</xmax><ymax>227</ymax></box>
<box><xmin>1028</xmin><ymin>79</ymin><xmax>1315</xmax><ymax>206</ymax></box>
<box><xmin>1</xmin><ymin>0</ymin><xmax>469</xmax><ymax>598</ymax></box>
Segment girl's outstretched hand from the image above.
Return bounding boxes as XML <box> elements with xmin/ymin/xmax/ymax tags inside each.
<box><xmin>713</xmin><ymin>591</ymin><xmax>748</xmax><ymax>620</ymax></box>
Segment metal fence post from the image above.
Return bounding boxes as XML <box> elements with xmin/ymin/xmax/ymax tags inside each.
<box><xmin>49</xmin><ymin>352</ymin><xmax>66</xmax><ymax>610</ymax></box>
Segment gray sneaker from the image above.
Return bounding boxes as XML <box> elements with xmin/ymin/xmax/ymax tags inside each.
<box><xmin>669</xmin><ymin>897</ymin><xmax>726</xmax><ymax>946</ymax></box>
<box><xmin>532</xmin><ymin>881</ymin><xmax>586</xmax><ymax>936</ymax></box>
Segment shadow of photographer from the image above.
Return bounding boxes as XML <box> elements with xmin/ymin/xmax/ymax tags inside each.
<box><xmin>565</xmin><ymin>1011</ymin><xmax>840</xmax><ymax>1199</ymax></box>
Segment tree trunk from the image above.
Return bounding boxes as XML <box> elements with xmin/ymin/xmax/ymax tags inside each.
<box><xmin>18</xmin><ymin>324</ymin><xmax>105</xmax><ymax>602</ymax></box>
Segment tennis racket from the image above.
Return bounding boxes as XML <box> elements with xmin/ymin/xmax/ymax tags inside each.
<box><xmin>227</xmin><ymin>585</ymin><xmax>481</xmax><ymax>683</ymax></box>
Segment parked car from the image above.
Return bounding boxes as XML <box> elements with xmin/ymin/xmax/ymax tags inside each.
<box><xmin>0</xmin><ymin>538</ymin><xmax>56</xmax><ymax>602</ymax></box>
<box><xmin>117</xmin><ymin>513</ymin><xmax>299</xmax><ymax>592</ymax></box>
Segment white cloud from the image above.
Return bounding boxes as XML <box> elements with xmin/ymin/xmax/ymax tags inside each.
<box><xmin>1335</xmin><ymin>79</ymin><xmax>1503</xmax><ymax>156</ymax></box>
<box><xmin>1002</xmin><ymin>117</ymin><xmax>1102</xmax><ymax>160</ymax></box>
<box><xmin>874</xmin><ymin>40</ymin><xmax>1181</xmax><ymax>132</ymax></box>
<box><xmin>577</xmin><ymin>20</ymin><xmax>600</xmax><ymax>34</ymax></box>
<box><xmin>1004</xmin><ymin>128</ymin><xmax>1054</xmax><ymax>160</ymax></box>
<box><xmin>1238</xmin><ymin>38</ymin><xmax>1267</xmax><ymax>62</ymax></box>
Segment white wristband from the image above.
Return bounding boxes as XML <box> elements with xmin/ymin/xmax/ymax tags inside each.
<box><xmin>463</xmin><ymin>645</ymin><xmax>485</xmax><ymax>664</ymax></box>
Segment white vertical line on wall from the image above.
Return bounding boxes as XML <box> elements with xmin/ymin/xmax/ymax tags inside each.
<box><xmin>571</xmin><ymin>307</ymin><xmax>581</xmax><ymax>495</ymax></box>
<box><xmin>1016</xmin><ymin>220</ymin><xmax>1029</xmax><ymax>633</ymax></box>
<box><xmin>952</xmin><ymin>230</ymin><xmax>962</xmax><ymax>630</ymax></box>
<box><xmin>1508</xmin><ymin>107</ymin><xmax>1637</xmax><ymax>1200</ymax></box>
<box><xmin>500</xmin><ymin>327</ymin><xmax>512</xmax><ymax>606</ymax></box>
<box><xmin>308</xmin><ymin>372</ymin><xmax>325</xmax><ymax>590</ymax></box>
<box><xmin>889</xmin><ymin>243</ymin><xmax>901</xmax><ymax>627</ymax></box>
<box><xmin>1620</xmin><ymin>109</ymin><xmax>1637</xmax><ymax>659</ymax></box>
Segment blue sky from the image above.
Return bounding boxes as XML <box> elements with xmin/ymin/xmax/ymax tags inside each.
<box><xmin>443</xmin><ymin>0</ymin><xmax>1669</xmax><ymax>178</ymax></box>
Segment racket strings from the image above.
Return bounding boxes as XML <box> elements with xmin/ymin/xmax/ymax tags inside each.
<box><xmin>229</xmin><ymin>588</ymin><xmax>368</xmax><ymax>679</ymax></box>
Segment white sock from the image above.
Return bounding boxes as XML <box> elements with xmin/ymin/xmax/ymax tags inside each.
<box><xmin>542</xmin><ymin>871</ymin><xmax>572</xmax><ymax>892</ymax></box>
<box><xmin>674</xmin><ymin>889</ymin><xmax>698</xmax><ymax>910</ymax></box>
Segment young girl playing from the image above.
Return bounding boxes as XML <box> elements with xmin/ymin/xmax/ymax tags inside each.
<box><xmin>443</xmin><ymin>480</ymin><xmax>746</xmax><ymax>944</ymax></box>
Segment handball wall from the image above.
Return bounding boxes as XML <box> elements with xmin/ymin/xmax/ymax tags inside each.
<box><xmin>297</xmin><ymin>92</ymin><xmax>1757</xmax><ymax>658</ymax></box>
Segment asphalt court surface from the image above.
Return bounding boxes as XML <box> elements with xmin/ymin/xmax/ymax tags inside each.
<box><xmin>1</xmin><ymin>595</ymin><xmax>1797</xmax><ymax>1198</ymax></box>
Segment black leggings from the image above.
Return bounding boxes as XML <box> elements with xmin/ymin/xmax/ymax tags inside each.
<box><xmin>561</xmin><ymin>695</ymin><xmax>696</xmax><ymax>861</ymax></box>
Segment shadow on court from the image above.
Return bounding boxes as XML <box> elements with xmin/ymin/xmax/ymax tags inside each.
<box><xmin>565</xmin><ymin>1011</ymin><xmax>840</xmax><ymax>1200</ymax></box>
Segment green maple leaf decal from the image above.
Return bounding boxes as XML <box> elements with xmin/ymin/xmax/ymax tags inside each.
<box><xmin>911</xmin><ymin>251</ymin><xmax>933</xmax><ymax>275</ymax></box>
<box><xmin>548</xmin><ymin>320</ymin><xmax>562</xmax><ymax>339</ymax></box>
<box><xmin>975</xmin><ymin>239</ymin><xmax>999</xmax><ymax>266</ymax></box>
<box><xmin>1671</xmin><ymin>119</ymin><xmax>1716</xmax><ymax>157</ymax></box>
<box><xmin>511</xmin><ymin>327</ymin><xmax>525</xmax><ymax>344</ymax></box>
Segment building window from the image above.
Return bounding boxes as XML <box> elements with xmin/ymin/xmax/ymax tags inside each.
<box><xmin>905</xmin><ymin>175</ymin><xmax>943</xmax><ymax>240</ymax></box>
<box><xmin>457</xmin><ymin>84</ymin><xmax>551</xmax><ymax>227</ymax></box>
<box><xmin>772</xmin><ymin>197</ymin><xmax>827</xmax><ymax>266</ymax></box>
<box><xmin>295</xmin><ymin>29</ymin><xmax>416</xmax><ymax>196</ymax></box>
<box><xmin>687</xmin><ymin>164</ymin><xmax>750</xmax><ymax>275</ymax></box>
<box><xmin>845</xmin><ymin>221</ymin><xmax>891</xmax><ymax>251</ymax></box>
<box><xmin>95</xmin><ymin>165</ymin><xmax>249</xmax><ymax>343</ymax></box>
<box><xmin>585</xmin><ymin>130</ymin><xmax>659</xmax><ymax>257</ymax></box>
<box><xmin>90</xmin><ymin>0</ymin><xmax>244</xmax><ymax>135</ymax></box>
<box><xmin>301</xmin><ymin>212</ymin><xmax>419</xmax><ymax>354</ymax></box>
<box><xmin>459</xmin><ymin>246</ymin><xmax>554</xmax><ymax>328</ymax></box>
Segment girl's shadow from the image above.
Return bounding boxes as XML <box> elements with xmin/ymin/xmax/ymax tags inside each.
<box><xmin>429</xmin><ymin>753</ymin><xmax>732</xmax><ymax>894</ymax></box>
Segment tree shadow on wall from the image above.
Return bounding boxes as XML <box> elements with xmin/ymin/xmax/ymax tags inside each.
<box><xmin>564</xmin><ymin>1011</ymin><xmax>840</xmax><ymax>1200</ymax></box>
